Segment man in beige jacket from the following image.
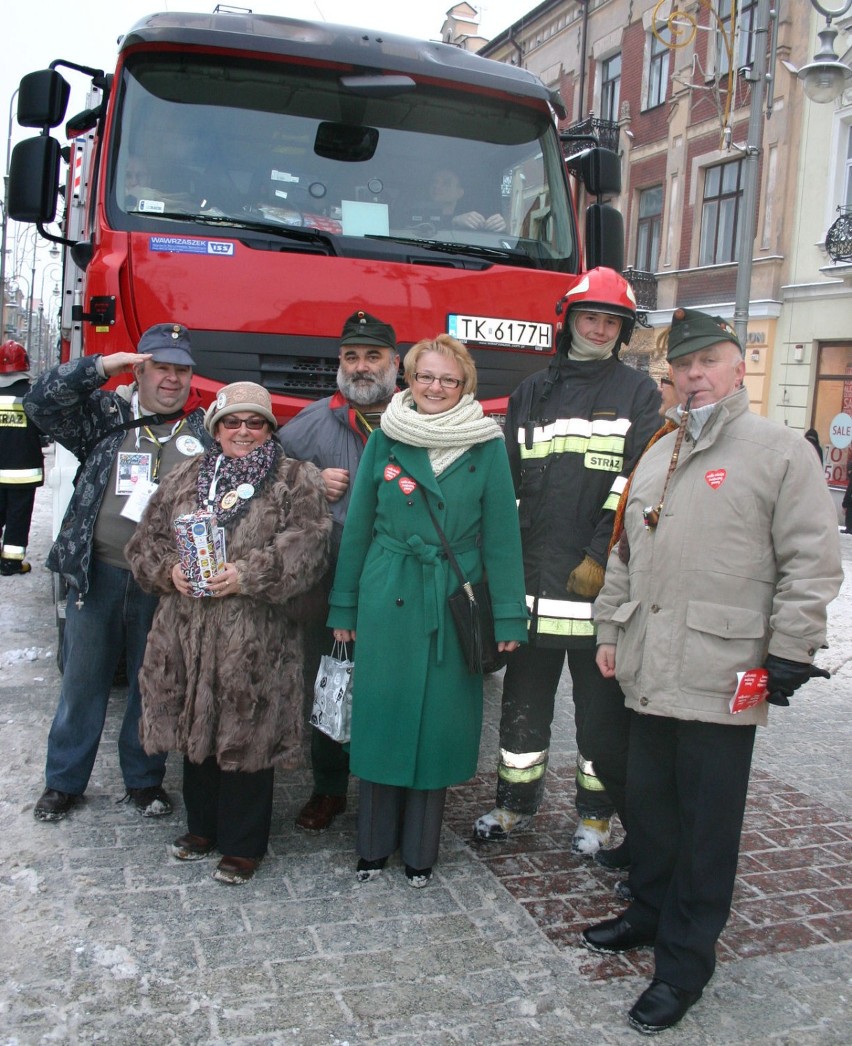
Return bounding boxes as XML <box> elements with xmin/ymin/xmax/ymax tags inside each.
<box><xmin>584</xmin><ymin>308</ymin><xmax>843</xmax><ymax>1034</ymax></box>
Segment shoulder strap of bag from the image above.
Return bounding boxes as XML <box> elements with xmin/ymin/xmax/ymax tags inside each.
<box><xmin>419</xmin><ymin>488</ymin><xmax>475</xmax><ymax>599</ymax></box>
<box><xmin>74</xmin><ymin>408</ymin><xmax>188</xmax><ymax>487</ymax></box>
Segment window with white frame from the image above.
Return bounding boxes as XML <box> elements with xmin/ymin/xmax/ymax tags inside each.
<box><xmin>699</xmin><ymin>159</ymin><xmax>744</xmax><ymax>265</ymax></box>
<box><xmin>601</xmin><ymin>53</ymin><xmax>621</xmax><ymax>123</ymax></box>
<box><xmin>845</xmin><ymin>124</ymin><xmax>852</xmax><ymax>210</ymax></box>
<box><xmin>716</xmin><ymin>0</ymin><xmax>759</xmax><ymax>76</ymax></box>
<box><xmin>646</xmin><ymin>26</ymin><xmax>671</xmax><ymax>109</ymax></box>
<box><xmin>635</xmin><ymin>186</ymin><xmax>663</xmax><ymax>271</ymax></box>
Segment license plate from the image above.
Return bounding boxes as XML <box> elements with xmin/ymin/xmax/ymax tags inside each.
<box><xmin>448</xmin><ymin>314</ymin><xmax>553</xmax><ymax>352</ymax></box>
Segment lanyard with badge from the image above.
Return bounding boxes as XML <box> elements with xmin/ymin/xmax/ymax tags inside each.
<box><xmin>120</xmin><ymin>392</ymin><xmax>204</xmax><ymax>522</ymax></box>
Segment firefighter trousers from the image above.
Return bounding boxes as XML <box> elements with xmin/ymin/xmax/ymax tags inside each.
<box><xmin>0</xmin><ymin>485</ymin><xmax>37</xmax><ymax>560</ymax></box>
<box><xmin>495</xmin><ymin>643</ymin><xmax>630</xmax><ymax>826</ymax></box>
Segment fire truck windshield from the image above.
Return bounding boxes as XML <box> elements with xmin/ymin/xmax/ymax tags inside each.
<box><xmin>109</xmin><ymin>53</ymin><xmax>577</xmax><ymax>273</ymax></box>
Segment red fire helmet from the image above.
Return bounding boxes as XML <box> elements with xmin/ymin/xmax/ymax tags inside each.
<box><xmin>556</xmin><ymin>267</ymin><xmax>638</xmax><ymax>348</ymax></box>
<box><xmin>0</xmin><ymin>340</ymin><xmax>30</xmax><ymax>374</ymax></box>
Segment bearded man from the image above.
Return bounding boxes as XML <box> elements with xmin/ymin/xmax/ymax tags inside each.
<box><xmin>278</xmin><ymin>310</ymin><xmax>399</xmax><ymax>831</ymax></box>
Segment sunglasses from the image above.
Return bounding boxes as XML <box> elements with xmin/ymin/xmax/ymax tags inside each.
<box><xmin>219</xmin><ymin>416</ymin><xmax>268</xmax><ymax>430</ymax></box>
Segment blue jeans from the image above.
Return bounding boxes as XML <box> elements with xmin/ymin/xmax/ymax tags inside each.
<box><xmin>45</xmin><ymin>558</ymin><xmax>166</xmax><ymax>795</ymax></box>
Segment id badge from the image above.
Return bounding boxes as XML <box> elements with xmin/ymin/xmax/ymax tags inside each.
<box><xmin>116</xmin><ymin>452</ymin><xmax>152</xmax><ymax>495</ymax></box>
<box><xmin>121</xmin><ymin>478</ymin><xmax>158</xmax><ymax>522</ymax></box>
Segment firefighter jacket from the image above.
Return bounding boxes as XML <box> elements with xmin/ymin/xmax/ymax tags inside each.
<box><xmin>0</xmin><ymin>377</ymin><xmax>44</xmax><ymax>488</ymax></box>
<box><xmin>506</xmin><ymin>352</ymin><xmax>661</xmax><ymax>649</ymax></box>
<box><xmin>23</xmin><ymin>356</ymin><xmax>210</xmax><ymax>598</ymax></box>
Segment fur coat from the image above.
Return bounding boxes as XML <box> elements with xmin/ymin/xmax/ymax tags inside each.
<box><xmin>126</xmin><ymin>446</ymin><xmax>331</xmax><ymax>772</ymax></box>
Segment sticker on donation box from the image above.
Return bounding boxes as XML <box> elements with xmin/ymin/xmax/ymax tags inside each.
<box><xmin>121</xmin><ymin>478</ymin><xmax>158</xmax><ymax>522</ymax></box>
<box><xmin>729</xmin><ymin>669</ymin><xmax>769</xmax><ymax>714</ymax></box>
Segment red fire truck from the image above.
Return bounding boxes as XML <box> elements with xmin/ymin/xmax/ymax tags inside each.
<box><xmin>9</xmin><ymin>8</ymin><xmax>623</xmax><ymax>418</ymax></box>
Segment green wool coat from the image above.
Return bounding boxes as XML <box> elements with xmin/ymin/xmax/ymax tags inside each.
<box><xmin>327</xmin><ymin>430</ymin><xmax>528</xmax><ymax>790</ymax></box>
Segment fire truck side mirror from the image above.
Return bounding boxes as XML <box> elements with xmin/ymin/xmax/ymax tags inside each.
<box><xmin>8</xmin><ymin>137</ymin><xmax>62</xmax><ymax>223</ymax></box>
<box><xmin>17</xmin><ymin>70</ymin><xmax>71</xmax><ymax>129</ymax></box>
<box><xmin>576</xmin><ymin>147</ymin><xmax>622</xmax><ymax>198</ymax></box>
<box><xmin>585</xmin><ymin>202</ymin><xmax>624</xmax><ymax>273</ymax></box>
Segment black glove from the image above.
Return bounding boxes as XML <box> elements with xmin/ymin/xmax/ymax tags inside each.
<box><xmin>763</xmin><ymin>653</ymin><xmax>830</xmax><ymax>707</ymax></box>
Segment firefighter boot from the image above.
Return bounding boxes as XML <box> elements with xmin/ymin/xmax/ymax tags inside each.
<box><xmin>571</xmin><ymin>816</ymin><xmax>612</xmax><ymax>856</ymax></box>
<box><xmin>472</xmin><ymin>806</ymin><xmax>532</xmax><ymax>841</ymax></box>
<box><xmin>0</xmin><ymin>557</ymin><xmax>31</xmax><ymax>576</ymax></box>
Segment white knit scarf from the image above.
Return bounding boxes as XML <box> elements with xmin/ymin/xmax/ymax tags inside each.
<box><xmin>381</xmin><ymin>390</ymin><xmax>502</xmax><ymax>474</ymax></box>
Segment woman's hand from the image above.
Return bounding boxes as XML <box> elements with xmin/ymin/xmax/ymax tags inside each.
<box><xmin>171</xmin><ymin>561</ymin><xmax>193</xmax><ymax>597</ymax></box>
<box><xmin>206</xmin><ymin>562</ymin><xmax>242</xmax><ymax>598</ymax></box>
<box><xmin>497</xmin><ymin>640</ymin><xmax>520</xmax><ymax>653</ymax></box>
<box><xmin>596</xmin><ymin>643</ymin><xmax>617</xmax><ymax>679</ymax></box>
<box><xmin>333</xmin><ymin>628</ymin><xmax>356</xmax><ymax>643</ymax></box>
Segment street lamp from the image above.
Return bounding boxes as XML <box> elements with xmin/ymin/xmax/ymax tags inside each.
<box><xmin>796</xmin><ymin>2</ymin><xmax>852</xmax><ymax>103</ymax></box>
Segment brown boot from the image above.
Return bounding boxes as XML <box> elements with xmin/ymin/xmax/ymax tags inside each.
<box><xmin>295</xmin><ymin>793</ymin><xmax>346</xmax><ymax>831</ymax></box>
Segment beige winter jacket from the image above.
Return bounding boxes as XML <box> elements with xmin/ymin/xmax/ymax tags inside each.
<box><xmin>594</xmin><ymin>387</ymin><xmax>843</xmax><ymax>727</ymax></box>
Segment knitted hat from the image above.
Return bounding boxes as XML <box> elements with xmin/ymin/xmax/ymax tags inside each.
<box><xmin>666</xmin><ymin>308</ymin><xmax>742</xmax><ymax>361</ymax></box>
<box><xmin>137</xmin><ymin>322</ymin><xmax>195</xmax><ymax>366</ymax></box>
<box><xmin>204</xmin><ymin>381</ymin><xmax>277</xmax><ymax>434</ymax></box>
<box><xmin>339</xmin><ymin>310</ymin><xmax>397</xmax><ymax>351</ymax></box>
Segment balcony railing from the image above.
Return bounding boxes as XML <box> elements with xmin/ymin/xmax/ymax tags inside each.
<box><xmin>622</xmin><ymin>267</ymin><xmax>657</xmax><ymax>327</ymax></box>
<box><xmin>826</xmin><ymin>206</ymin><xmax>852</xmax><ymax>263</ymax></box>
<box><xmin>560</xmin><ymin>115</ymin><xmax>621</xmax><ymax>156</ymax></box>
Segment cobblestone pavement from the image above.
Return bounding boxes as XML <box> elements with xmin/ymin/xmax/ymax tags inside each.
<box><xmin>1</xmin><ymin>460</ymin><xmax>851</xmax><ymax>1044</ymax></box>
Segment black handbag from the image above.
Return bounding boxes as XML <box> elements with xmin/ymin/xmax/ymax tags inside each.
<box><xmin>421</xmin><ymin>492</ymin><xmax>506</xmax><ymax>675</ymax></box>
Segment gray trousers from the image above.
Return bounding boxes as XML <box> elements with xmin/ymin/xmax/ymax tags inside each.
<box><xmin>357</xmin><ymin>780</ymin><xmax>447</xmax><ymax>869</ymax></box>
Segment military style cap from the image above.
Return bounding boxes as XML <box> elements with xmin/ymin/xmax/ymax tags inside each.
<box><xmin>137</xmin><ymin>322</ymin><xmax>195</xmax><ymax>366</ymax></box>
<box><xmin>666</xmin><ymin>308</ymin><xmax>742</xmax><ymax>361</ymax></box>
<box><xmin>339</xmin><ymin>310</ymin><xmax>397</xmax><ymax>351</ymax></box>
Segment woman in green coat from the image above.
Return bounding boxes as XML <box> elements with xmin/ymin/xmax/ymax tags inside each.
<box><xmin>328</xmin><ymin>334</ymin><xmax>528</xmax><ymax>888</ymax></box>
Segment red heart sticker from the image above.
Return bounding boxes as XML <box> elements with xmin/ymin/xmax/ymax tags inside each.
<box><xmin>399</xmin><ymin>477</ymin><xmax>417</xmax><ymax>495</ymax></box>
<box><xmin>705</xmin><ymin>469</ymin><xmax>727</xmax><ymax>490</ymax></box>
<box><xmin>384</xmin><ymin>464</ymin><xmax>401</xmax><ymax>481</ymax></box>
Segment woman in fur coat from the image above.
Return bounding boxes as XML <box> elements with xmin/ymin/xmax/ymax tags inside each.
<box><xmin>126</xmin><ymin>382</ymin><xmax>331</xmax><ymax>885</ymax></box>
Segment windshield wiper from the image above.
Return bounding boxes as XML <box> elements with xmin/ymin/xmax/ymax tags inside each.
<box><xmin>133</xmin><ymin>211</ymin><xmax>338</xmax><ymax>251</ymax></box>
<box><xmin>365</xmin><ymin>234</ymin><xmax>534</xmax><ymax>266</ymax></box>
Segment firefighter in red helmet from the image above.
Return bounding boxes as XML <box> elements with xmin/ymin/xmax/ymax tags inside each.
<box><xmin>473</xmin><ymin>268</ymin><xmax>661</xmax><ymax>872</ymax></box>
<box><xmin>0</xmin><ymin>341</ymin><xmax>44</xmax><ymax>575</ymax></box>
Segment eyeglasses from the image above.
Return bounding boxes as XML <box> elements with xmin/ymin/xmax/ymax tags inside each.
<box><xmin>219</xmin><ymin>416</ymin><xmax>268</xmax><ymax>430</ymax></box>
<box><xmin>413</xmin><ymin>372</ymin><xmax>463</xmax><ymax>390</ymax></box>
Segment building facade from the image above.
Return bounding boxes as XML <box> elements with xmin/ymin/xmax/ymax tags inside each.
<box><xmin>446</xmin><ymin>1</ymin><xmax>852</xmax><ymax>490</ymax></box>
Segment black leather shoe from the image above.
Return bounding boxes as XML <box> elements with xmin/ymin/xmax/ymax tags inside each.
<box><xmin>582</xmin><ymin>915</ymin><xmax>655</xmax><ymax>953</ymax></box>
<box><xmin>595</xmin><ymin>839</ymin><xmax>631</xmax><ymax>870</ymax></box>
<box><xmin>628</xmin><ymin>979</ymin><xmax>702</xmax><ymax>1034</ymax></box>
<box><xmin>34</xmin><ymin>788</ymin><xmax>79</xmax><ymax>822</ymax></box>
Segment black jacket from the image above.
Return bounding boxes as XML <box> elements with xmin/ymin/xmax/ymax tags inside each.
<box><xmin>505</xmin><ymin>352</ymin><xmax>661</xmax><ymax>649</ymax></box>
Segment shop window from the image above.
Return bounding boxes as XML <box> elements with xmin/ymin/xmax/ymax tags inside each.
<box><xmin>811</xmin><ymin>343</ymin><xmax>852</xmax><ymax>487</ymax></box>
